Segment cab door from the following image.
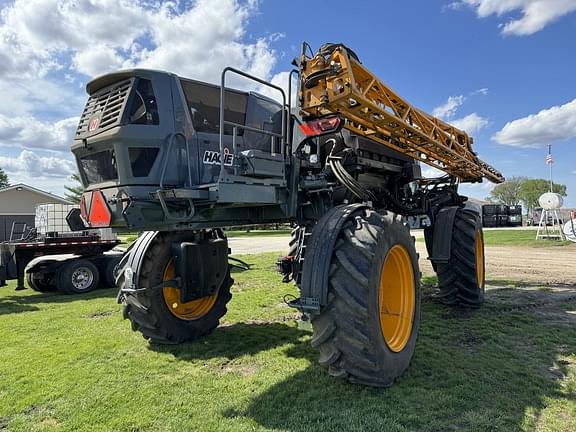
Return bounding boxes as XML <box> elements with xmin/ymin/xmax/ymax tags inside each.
<box><xmin>179</xmin><ymin>79</ymin><xmax>247</xmax><ymax>184</ymax></box>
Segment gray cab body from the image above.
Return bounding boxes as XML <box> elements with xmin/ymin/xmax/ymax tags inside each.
<box><xmin>71</xmin><ymin>69</ymin><xmax>293</xmax><ymax>231</ymax></box>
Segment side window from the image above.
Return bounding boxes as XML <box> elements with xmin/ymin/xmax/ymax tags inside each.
<box><xmin>127</xmin><ymin>79</ymin><xmax>159</xmax><ymax>125</ymax></box>
<box><xmin>244</xmin><ymin>96</ymin><xmax>283</xmax><ymax>152</ymax></box>
<box><xmin>180</xmin><ymin>80</ymin><xmax>247</xmax><ymax>134</ymax></box>
<box><xmin>245</xmin><ymin>96</ymin><xmax>282</xmax><ymax>134</ymax></box>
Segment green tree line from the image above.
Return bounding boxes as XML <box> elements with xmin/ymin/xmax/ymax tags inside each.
<box><xmin>488</xmin><ymin>176</ymin><xmax>567</xmax><ymax>211</ymax></box>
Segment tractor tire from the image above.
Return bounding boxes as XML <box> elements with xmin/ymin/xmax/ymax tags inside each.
<box><xmin>310</xmin><ymin>209</ymin><xmax>421</xmax><ymax>387</ymax></box>
<box><xmin>119</xmin><ymin>231</ymin><xmax>232</xmax><ymax>344</ymax></box>
<box><xmin>436</xmin><ymin>209</ymin><xmax>485</xmax><ymax>307</ymax></box>
<box><xmin>26</xmin><ymin>271</ymin><xmax>57</xmax><ymax>292</ymax></box>
<box><xmin>57</xmin><ymin>259</ymin><xmax>100</xmax><ymax>294</ymax></box>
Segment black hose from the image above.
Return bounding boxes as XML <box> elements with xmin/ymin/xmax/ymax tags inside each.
<box><xmin>228</xmin><ymin>256</ymin><xmax>250</xmax><ymax>271</ymax></box>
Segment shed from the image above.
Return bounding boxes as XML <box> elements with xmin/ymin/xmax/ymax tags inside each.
<box><xmin>0</xmin><ymin>184</ymin><xmax>71</xmax><ymax>241</ymax></box>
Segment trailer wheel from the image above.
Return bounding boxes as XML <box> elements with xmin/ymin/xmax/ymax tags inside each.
<box><xmin>119</xmin><ymin>231</ymin><xmax>232</xmax><ymax>344</ymax></box>
<box><xmin>57</xmin><ymin>259</ymin><xmax>100</xmax><ymax>294</ymax></box>
<box><xmin>310</xmin><ymin>210</ymin><xmax>421</xmax><ymax>387</ymax></box>
<box><xmin>26</xmin><ymin>272</ymin><xmax>57</xmax><ymax>292</ymax></box>
<box><xmin>436</xmin><ymin>209</ymin><xmax>485</xmax><ymax>307</ymax></box>
<box><xmin>101</xmin><ymin>255</ymin><xmax>123</xmax><ymax>288</ymax></box>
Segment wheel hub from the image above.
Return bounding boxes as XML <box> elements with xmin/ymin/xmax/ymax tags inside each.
<box><xmin>162</xmin><ymin>259</ymin><xmax>219</xmax><ymax>320</ymax></box>
<box><xmin>379</xmin><ymin>245</ymin><xmax>415</xmax><ymax>352</ymax></box>
<box><xmin>71</xmin><ymin>267</ymin><xmax>94</xmax><ymax>291</ymax></box>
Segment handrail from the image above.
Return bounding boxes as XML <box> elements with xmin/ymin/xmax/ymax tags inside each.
<box><xmin>219</xmin><ymin>67</ymin><xmax>287</xmax><ymax>179</ymax></box>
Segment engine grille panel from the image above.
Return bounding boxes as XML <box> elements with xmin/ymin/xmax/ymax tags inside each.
<box><xmin>76</xmin><ymin>78</ymin><xmax>134</xmax><ymax>138</ymax></box>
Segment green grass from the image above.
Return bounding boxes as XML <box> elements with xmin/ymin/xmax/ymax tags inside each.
<box><xmin>418</xmin><ymin>229</ymin><xmax>573</xmax><ymax>247</ymax></box>
<box><xmin>1</xmin><ymin>253</ymin><xmax>575</xmax><ymax>431</ymax></box>
<box><xmin>483</xmin><ymin>230</ymin><xmax>573</xmax><ymax>247</ymax></box>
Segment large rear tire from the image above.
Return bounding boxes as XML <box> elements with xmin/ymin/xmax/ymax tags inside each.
<box><xmin>436</xmin><ymin>209</ymin><xmax>485</xmax><ymax>307</ymax></box>
<box><xmin>310</xmin><ymin>209</ymin><xmax>421</xmax><ymax>387</ymax></box>
<box><xmin>119</xmin><ymin>231</ymin><xmax>232</xmax><ymax>344</ymax></box>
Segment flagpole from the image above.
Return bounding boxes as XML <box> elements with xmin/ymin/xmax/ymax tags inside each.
<box><xmin>548</xmin><ymin>144</ymin><xmax>553</xmax><ymax>192</ymax></box>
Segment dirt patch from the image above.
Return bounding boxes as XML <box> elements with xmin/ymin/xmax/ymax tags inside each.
<box><xmin>90</xmin><ymin>310</ymin><xmax>114</xmax><ymax>319</ymax></box>
<box><xmin>219</xmin><ymin>361</ymin><xmax>260</xmax><ymax>377</ymax></box>
<box><xmin>417</xmin><ymin>243</ymin><xmax>576</xmax><ymax>286</ymax></box>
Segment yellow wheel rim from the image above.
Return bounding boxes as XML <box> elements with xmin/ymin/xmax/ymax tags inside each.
<box><xmin>162</xmin><ymin>259</ymin><xmax>219</xmax><ymax>320</ymax></box>
<box><xmin>475</xmin><ymin>230</ymin><xmax>485</xmax><ymax>287</ymax></box>
<box><xmin>379</xmin><ymin>245</ymin><xmax>415</xmax><ymax>353</ymax></box>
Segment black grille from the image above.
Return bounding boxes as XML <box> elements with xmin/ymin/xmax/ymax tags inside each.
<box><xmin>76</xmin><ymin>78</ymin><xmax>134</xmax><ymax>138</ymax></box>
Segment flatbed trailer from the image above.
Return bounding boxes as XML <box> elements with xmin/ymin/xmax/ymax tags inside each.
<box><xmin>0</xmin><ymin>234</ymin><xmax>122</xmax><ymax>293</ymax></box>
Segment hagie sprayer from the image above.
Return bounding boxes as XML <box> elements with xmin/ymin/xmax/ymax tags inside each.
<box><xmin>70</xmin><ymin>43</ymin><xmax>503</xmax><ymax>386</ymax></box>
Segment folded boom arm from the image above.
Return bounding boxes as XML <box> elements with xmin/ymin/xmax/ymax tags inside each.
<box><xmin>298</xmin><ymin>44</ymin><xmax>504</xmax><ymax>184</ymax></box>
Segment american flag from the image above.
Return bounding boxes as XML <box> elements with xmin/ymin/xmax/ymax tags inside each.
<box><xmin>546</xmin><ymin>145</ymin><xmax>553</xmax><ymax>165</ymax></box>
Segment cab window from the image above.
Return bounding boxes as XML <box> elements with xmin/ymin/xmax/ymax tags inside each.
<box><xmin>180</xmin><ymin>80</ymin><xmax>247</xmax><ymax>134</ymax></box>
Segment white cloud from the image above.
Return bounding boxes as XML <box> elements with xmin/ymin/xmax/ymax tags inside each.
<box><xmin>0</xmin><ymin>0</ymin><xmax>279</xmax><ymax>196</ymax></box>
<box><xmin>452</xmin><ymin>0</ymin><xmax>576</xmax><ymax>36</ymax></box>
<box><xmin>432</xmin><ymin>92</ymin><xmax>489</xmax><ymax>134</ymax></box>
<box><xmin>432</xmin><ymin>95</ymin><xmax>465</xmax><ymax>119</ymax></box>
<box><xmin>493</xmin><ymin>98</ymin><xmax>576</xmax><ymax>147</ymax></box>
<box><xmin>450</xmin><ymin>113</ymin><xmax>489</xmax><ymax>134</ymax></box>
<box><xmin>459</xmin><ymin>181</ymin><xmax>495</xmax><ymax>201</ymax></box>
<box><xmin>0</xmin><ymin>150</ymin><xmax>75</xmax><ymax>178</ymax></box>
<box><xmin>0</xmin><ymin>115</ymin><xmax>79</xmax><ymax>151</ymax></box>
<box><xmin>472</xmin><ymin>88</ymin><xmax>489</xmax><ymax>96</ymax></box>
<box><xmin>0</xmin><ymin>0</ymin><xmax>277</xmax><ymax>82</ymax></box>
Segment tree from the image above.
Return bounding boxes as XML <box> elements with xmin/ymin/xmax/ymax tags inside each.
<box><xmin>488</xmin><ymin>176</ymin><xmax>525</xmax><ymax>205</ymax></box>
<box><xmin>64</xmin><ymin>173</ymin><xmax>84</xmax><ymax>204</ymax></box>
<box><xmin>0</xmin><ymin>167</ymin><xmax>9</xmax><ymax>188</ymax></box>
<box><xmin>519</xmin><ymin>179</ymin><xmax>567</xmax><ymax>211</ymax></box>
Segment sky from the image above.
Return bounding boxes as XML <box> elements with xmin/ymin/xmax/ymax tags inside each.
<box><xmin>0</xmin><ymin>0</ymin><xmax>575</xmax><ymax>206</ymax></box>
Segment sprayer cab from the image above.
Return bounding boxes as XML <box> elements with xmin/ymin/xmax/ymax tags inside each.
<box><xmin>71</xmin><ymin>68</ymin><xmax>296</xmax><ymax>231</ymax></box>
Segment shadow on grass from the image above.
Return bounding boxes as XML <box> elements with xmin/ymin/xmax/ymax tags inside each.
<box><xmin>249</xmin><ymin>290</ymin><xmax>576</xmax><ymax>431</ymax></box>
<box><xmin>157</xmin><ymin>288</ymin><xmax>576</xmax><ymax>432</ymax></box>
<box><xmin>150</xmin><ymin>322</ymin><xmax>306</xmax><ymax>360</ymax></box>
<box><xmin>0</xmin><ymin>287</ymin><xmax>118</xmax><ymax>315</ymax></box>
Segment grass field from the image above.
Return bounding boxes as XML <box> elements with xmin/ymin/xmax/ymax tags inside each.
<box><xmin>415</xmin><ymin>229</ymin><xmax>573</xmax><ymax>247</ymax></box>
<box><xmin>482</xmin><ymin>230</ymin><xmax>572</xmax><ymax>247</ymax></box>
<box><xmin>1</xmin><ymin>253</ymin><xmax>575</xmax><ymax>431</ymax></box>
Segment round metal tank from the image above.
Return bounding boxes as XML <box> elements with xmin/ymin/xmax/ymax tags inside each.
<box><xmin>538</xmin><ymin>192</ymin><xmax>563</xmax><ymax>209</ymax></box>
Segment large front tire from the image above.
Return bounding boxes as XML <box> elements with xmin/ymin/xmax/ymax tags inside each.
<box><xmin>119</xmin><ymin>231</ymin><xmax>232</xmax><ymax>344</ymax></box>
<box><xmin>311</xmin><ymin>210</ymin><xmax>421</xmax><ymax>387</ymax></box>
<box><xmin>436</xmin><ymin>209</ymin><xmax>485</xmax><ymax>307</ymax></box>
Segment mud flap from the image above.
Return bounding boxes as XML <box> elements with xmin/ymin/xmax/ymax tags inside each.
<box><xmin>429</xmin><ymin>206</ymin><xmax>459</xmax><ymax>265</ymax></box>
<box><xmin>297</xmin><ymin>203</ymin><xmax>369</xmax><ymax>314</ymax></box>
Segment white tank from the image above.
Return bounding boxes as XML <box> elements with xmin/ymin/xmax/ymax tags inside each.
<box><xmin>538</xmin><ymin>192</ymin><xmax>563</xmax><ymax>210</ymax></box>
<box><xmin>563</xmin><ymin>219</ymin><xmax>576</xmax><ymax>243</ymax></box>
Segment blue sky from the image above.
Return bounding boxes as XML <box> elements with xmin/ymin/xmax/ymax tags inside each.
<box><xmin>0</xmin><ymin>0</ymin><xmax>575</xmax><ymax>206</ymax></box>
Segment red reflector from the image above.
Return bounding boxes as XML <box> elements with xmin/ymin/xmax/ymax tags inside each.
<box><xmin>299</xmin><ymin>116</ymin><xmax>342</xmax><ymax>137</ymax></box>
<box><xmin>88</xmin><ymin>191</ymin><xmax>112</xmax><ymax>227</ymax></box>
<box><xmin>79</xmin><ymin>195</ymin><xmax>88</xmax><ymax>221</ymax></box>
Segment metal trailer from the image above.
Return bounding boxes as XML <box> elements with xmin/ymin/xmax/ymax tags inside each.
<box><xmin>0</xmin><ymin>232</ymin><xmax>122</xmax><ymax>294</ymax></box>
